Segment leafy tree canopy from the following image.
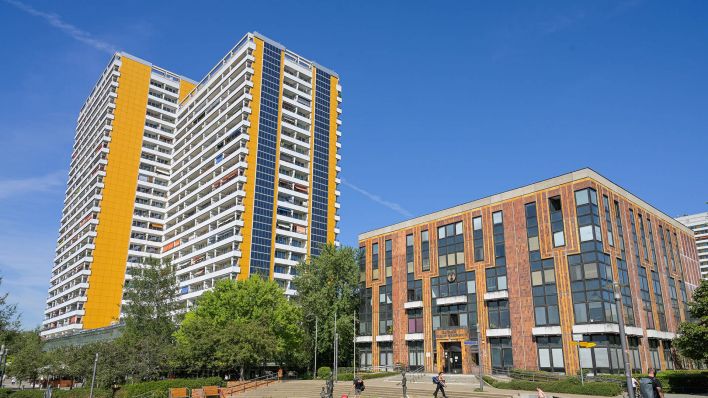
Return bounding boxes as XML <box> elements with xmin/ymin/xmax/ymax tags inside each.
<box><xmin>675</xmin><ymin>279</ymin><xmax>708</xmax><ymax>363</ymax></box>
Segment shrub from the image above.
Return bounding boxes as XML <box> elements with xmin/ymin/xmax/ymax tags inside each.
<box><xmin>0</xmin><ymin>389</ymin><xmax>14</xmax><ymax>398</ymax></box>
<box><xmin>316</xmin><ymin>367</ymin><xmax>331</xmax><ymax>380</ymax></box>
<box><xmin>598</xmin><ymin>370</ymin><xmax>708</xmax><ymax>393</ymax></box>
<box><xmin>336</xmin><ymin>371</ymin><xmax>398</xmax><ymax>381</ymax></box>
<box><xmin>118</xmin><ymin>377</ymin><xmax>223</xmax><ymax>398</ymax></box>
<box><xmin>484</xmin><ymin>375</ymin><xmax>621</xmax><ymax>396</ymax></box>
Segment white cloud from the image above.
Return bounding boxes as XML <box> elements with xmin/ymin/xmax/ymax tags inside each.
<box><xmin>3</xmin><ymin>0</ymin><xmax>117</xmax><ymax>54</ymax></box>
<box><xmin>341</xmin><ymin>178</ymin><xmax>413</xmax><ymax>218</ymax></box>
<box><xmin>0</xmin><ymin>170</ymin><xmax>66</xmax><ymax>200</ymax></box>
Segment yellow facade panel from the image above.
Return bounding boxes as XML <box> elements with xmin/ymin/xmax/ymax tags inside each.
<box><xmin>82</xmin><ymin>57</ymin><xmax>151</xmax><ymax>329</ymax></box>
<box><xmin>326</xmin><ymin>76</ymin><xmax>339</xmax><ymax>243</ymax></box>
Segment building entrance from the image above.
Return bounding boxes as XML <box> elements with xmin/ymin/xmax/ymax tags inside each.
<box><xmin>443</xmin><ymin>342</ymin><xmax>463</xmax><ymax>374</ymax></box>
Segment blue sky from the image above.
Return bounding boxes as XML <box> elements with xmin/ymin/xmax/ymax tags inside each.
<box><xmin>0</xmin><ymin>0</ymin><xmax>706</xmax><ymax>329</ymax></box>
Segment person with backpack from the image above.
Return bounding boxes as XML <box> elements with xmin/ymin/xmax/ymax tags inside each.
<box><xmin>638</xmin><ymin>368</ymin><xmax>664</xmax><ymax>398</ymax></box>
<box><xmin>433</xmin><ymin>372</ymin><xmax>447</xmax><ymax>398</ymax></box>
<box><xmin>353</xmin><ymin>376</ymin><xmax>365</xmax><ymax>398</ymax></box>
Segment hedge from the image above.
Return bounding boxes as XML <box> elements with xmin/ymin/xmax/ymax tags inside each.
<box><xmin>0</xmin><ymin>389</ymin><xmax>112</xmax><ymax>398</ymax></box>
<box><xmin>600</xmin><ymin>370</ymin><xmax>708</xmax><ymax>394</ymax></box>
<box><xmin>117</xmin><ymin>377</ymin><xmax>223</xmax><ymax>398</ymax></box>
<box><xmin>336</xmin><ymin>371</ymin><xmax>398</xmax><ymax>381</ymax></box>
<box><xmin>483</xmin><ymin>375</ymin><xmax>622</xmax><ymax>396</ymax></box>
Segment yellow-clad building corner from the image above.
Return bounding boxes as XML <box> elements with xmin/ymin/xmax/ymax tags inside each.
<box><xmin>82</xmin><ymin>57</ymin><xmax>151</xmax><ymax>329</ymax></box>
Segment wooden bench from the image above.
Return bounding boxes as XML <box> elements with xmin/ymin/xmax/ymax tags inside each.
<box><xmin>169</xmin><ymin>388</ymin><xmax>189</xmax><ymax>398</ymax></box>
<box><xmin>202</xmin><ymin>386</ymin><xmax>219</xmax><ymax>398</ymax></box>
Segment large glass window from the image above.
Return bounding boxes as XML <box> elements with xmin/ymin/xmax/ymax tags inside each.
<box><xmin>359</xmin><ymin>287</ymin><xmax>372</xmax><ymax>335</ymax></box>
<box><xmin>432</xmin><ymin>266</ymin><xmax>477</xmax><ymax>333</ymax></box>
<box><xmin>663</xmin><ymin>340</ymin><xmax>675</xmax><ymax>370</ymax></box>
<box><xmin>549</xmin><ymin>196</ymin><xmax>565</xmax><ymax>247</ymax></box>
<box><xmin>679</xmin><ymin>280</ymin><xmax>689</xmax><ymax>321</ymax></box>
<box><xmin>629</xmin><ymin>209</ymin><xmax>642</xmax><ymax>266</ymax></box>
<box><xmin>473</xmin><ymin>216</ymin><xmax>484</xmax><ymax>261</ymax></box>
<box><xmin>578</xmin><ymin>334</ymin><xmax>625</xmax><ymax>375</ymax></box>
<box><xmin>638</xmin><ymin>213</ymin><xmax>649</xmax><ymax>262</ymax></box>
<box><xmin>614</xmin><ymin>201</ymin><xmax>635</xmax><ymax>326</ymax></box>
<box><xmin>372</xmin><ymin>243</ymin><xmax>380</xmax><ymax>280</ymax></box>
<box><xmin>379</xmin><ymin>342</ymin><xmax>393</xmax><ymax>370</ymax></box>
<box><xmin>659</xmin><ymin>225</ymin><xmax>669</xmax><ymax>274</ymax></box>
<box><xmin>379</xmin><ymin>279</ymin><xmax>393</xmax><ymax>335</ymax></box>
<box><xmin>489</xmin><ymin>337</ymin><xmax>513</xmax><ymax>369</ymax></box>
<box><xmin>407</xmin><ymin>308</ymin><xmax>423</xmax><ymax>333</ymax></box>
<box><xmin>647</xmin><ymin>218</ymin><xmax>658</xmax><ymax>268</ymax></box>
<box><xmin>487</xmin><ymin>299</ymin><xmax>510</xmax><ymax>329</ymax></box>
<box><xmin>536</xmin><ymin>336</ymin><xmax>564</xmax><ymax>373</ymax></box>
<box><xmin>628</xmin><ymin>337</ymin><xmax>642</xmax><ymax>372</ymax></box>
<box><xmin>358</xmin><ymin>246</ymin><xmax>366</xmax><ymax>282</ymax></box>
<box><xmin>571</xmin><ymin>188</ymin><xmax>616</xmax><ymax>324</ymax></box>
<box><xmin>493</xmin><ymin>211</ymin><xmax>506</xmax><ymax>265</ymax></box>
<box><xmin>486</xmin><ymin>266</ymin><xmax>507</xmax><ymax>292</ymax></box>
<box><xmin>668</xmin><ymin>278</ymin><xmax>680</xmax><ymax>329</ymax></box>
<box><xmin>385</xmin><ymin>239</ymin><xmax>393</xmax><ymax>277</ymax></box>
<box><xmin>421</xmin><ymin>230</ymin><xmax>430</xmax><ymax>271</ymax></box>
<box><xmin>406</xmin><ymin>234</ymin><xmax>414</xmax><ymax>273</ymax></box>
<box><xmin>358</xmin><ymin>343</ymin><xmax>372</xmax><ymax>368</ymax></box>
<box><xmin>652</xmin><ymin>270</ymin><xmax>667</xmax><ymax>331</ymax></box>
<box><xmin>648</xmin><ymin>339</ymin><xmax>661</xmax><ymax>370</ymax></box>
<box><xmin>437</xmin><ymin>221</ymin><xmax>464</xmax><ymax>268</ymax></box>
<box><xmin>408</xmin><ymin>341</ymin><xmax>424</xmax><ymax>368</ymax></box>
<box><xmin>407</xmin><ymin>272</ymin><xmax>423</xmax><ymax>302</ymax></box>
<box><xmin>639</xmin><ymin>267</ymin><xmax>655</xmax><ymax>330</ymax></box>
<box><xmin>666</xmin><ymin>230</ymin><xmax>677</xmax><ymax>273</ymax></box>
<box><xmin>603</xmin><ymin>195</ymin><xmax>614</xmax><ymax>247</ymax></box>
<box><xmin>527</xmin><ymin>202</ymin><xmax>559</xmax><ymax>326</ymax></box>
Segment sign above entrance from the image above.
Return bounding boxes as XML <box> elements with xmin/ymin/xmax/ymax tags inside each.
<box><xmin>464</xmin><ymin>340</ymin><xmax>478</xmax><ymax>346</ymax></box>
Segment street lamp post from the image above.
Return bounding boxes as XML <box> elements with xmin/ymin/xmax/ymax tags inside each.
<box><xmin>614</xmin><ymin>282</ymin><xmax>634</xmax><ymax>398</ymax></box>
<box><xmin>89</xmin><ymin>353</ymin><xmax>98</xmax><ymax>398</ymax></box>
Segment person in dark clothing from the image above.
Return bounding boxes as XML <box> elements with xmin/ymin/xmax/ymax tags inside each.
<box><xmin>353</xmin><ymin>377</ymin><xmax>364</xmax><ymax>398</ymax></box>
<box><xmin>433</xmin><ymin>372</ymin><xmax>447</xmax><ymax>398</ymax></box>
<box><xmin>639</xmin><ymin>368</ymin><xmax>664</xmax><ymax>398</ymax></box>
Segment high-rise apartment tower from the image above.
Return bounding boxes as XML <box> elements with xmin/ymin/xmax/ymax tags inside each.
<box><xmin>42</xmin><ymin>33</ymin><xmax>342</xmax><ymax>338</ymax></box>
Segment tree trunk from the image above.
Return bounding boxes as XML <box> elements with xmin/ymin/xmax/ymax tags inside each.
<box><xmin>239</xmin><ymin>365</ymin><xmax>244</xmax><ymax>381</ymax></box>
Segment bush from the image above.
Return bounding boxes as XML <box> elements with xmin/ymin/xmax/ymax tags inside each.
<box><xmin>0</xmin><ymin>389</ymin><xmax>13</xmax><ymax>398</ymax></box>
<box><xmin>118</xmin><ymin>377</ymin><xmax>223</xmax><ymax>398</ymax></box>
<box><xmin>484</xmin><ymin>375</ymin><xmax>621</xmax><ymax>396</ymax></box>
<box><xmin>598</xmin><ymin>370</ymin><xmax>708</xmax><ymax>393</ymax></box>
<box><xmin>316</xmin><ymin>367</ymin><xmax>331</xmax><ymax>380</ymax></box>
<box><xmin>336</xmin><ymin>371</ymin><xmax>398</xmax><ymax>381</ymax></box>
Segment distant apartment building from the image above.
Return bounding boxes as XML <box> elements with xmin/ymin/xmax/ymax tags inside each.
<box><xmin>43</xmin><ymin>53</ymin><xmax>195</xmax><ymax>337</ymax></box>
<box><xmin>356</xmin><ymin>169</ymin><xmax>701</xmax><ymax>375</ymax></box>
<box><xmin>676</xmin><ymin>212</ymin><xmax>708</xmax><ymax>279</ymax></box>
<box><xmin>42</xmin><ymin>32</ymin><xmax>342</xmax><ymax>338</ymax></box>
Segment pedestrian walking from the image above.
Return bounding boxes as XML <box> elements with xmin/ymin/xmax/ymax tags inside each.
<box><xmin>638</xmin><ymin>368</ymin><xmax>664</xmax><ymax>398</ymax></box>
<box><xmin>401</xmin><ymin>370</ymin><xmax>408</xmax><ymax>398</ymax></box>
<box><xmin>432</xmin><ymin>372</ymin><xmax>447</xmax><ymax>398</ymax></box>
<box><xmin>353</xmin><ymin>376</ymin><xmax>364</xmax><ymax>398</ymax></box>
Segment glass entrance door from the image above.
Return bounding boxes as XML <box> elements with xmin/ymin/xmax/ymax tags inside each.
<box><xmin>443</xmin><ymin>343</ymin><xmax>463</xmax><ymax>374</ymax></box>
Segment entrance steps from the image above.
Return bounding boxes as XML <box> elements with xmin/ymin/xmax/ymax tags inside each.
<box><xmin>233</xmin><ymin>379</ymin><xmax>514</xmax><ymax>398</ymax></box>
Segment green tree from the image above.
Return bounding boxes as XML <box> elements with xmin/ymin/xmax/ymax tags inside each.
<box><xmin>675</xmin><ymin>279</ymin><xmax>708</xmax><ymax>363</ymax></box>
<box><xmin>0</xmin><ymin>276</ymin><xmax>20</xmax><ymax>344</ymax></box>
<box><xmin>175</xmin><ymin>277</ymin><xmax>303</xmax><ymax>378</ymax></box>
<box><xmin>292</xmin><ymin>244</ymin><xmax>360</xmax><ymax>371</ymax></box>
<box><xmin>7</xmin><ymin>331</ymin><xmax>45</xmax><ymax>387</ymax></box>
<box><xmin>118</xmin><ymin>257</ymin><xmax>180</xmax><ymax>381</ymax></box>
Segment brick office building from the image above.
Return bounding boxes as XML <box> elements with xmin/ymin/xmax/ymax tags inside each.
<box><xmin>355</xmin><ymin>168</ymin><xmax>701</xmax><ymax>375</ymax></box>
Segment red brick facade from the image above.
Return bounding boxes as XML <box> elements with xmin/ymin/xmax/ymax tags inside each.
<box><xmin>357</xmin><ymin>171</ymin><xmax>701</xmax><ymax>375</ymax></box>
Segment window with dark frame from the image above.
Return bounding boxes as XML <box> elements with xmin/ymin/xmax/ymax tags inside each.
<box><xmin>372</xmin><ymin>242</ymin><xmax>380</xmax><ymax>280</ymax></box>
<box><xmin>526</xmin><ymin>202</ymin><xmax>559</xmax><ymax>326</ymax></box>
<box><xmin>421</xmin><ymin>230</ymin><xmax>430</xmax><ymax>271</ymax></box>
<box><xmin>437</xmin><ymin>221</ymin><xmax>464</xmax><ymax>268</ymax></box>
<box><xmin>549</xmin><ymin>196</ymin><xmax>565</xmax><ymax>247</ymax></box>
<box><xmin>385</xmin><ymin>239</ymin><xmax>393</xmax><ymax>278</ymax></box>
<box><xmin>473</xmin><ymin>216</ymin><xmax>484</xmax><ymax>261</ymax></box>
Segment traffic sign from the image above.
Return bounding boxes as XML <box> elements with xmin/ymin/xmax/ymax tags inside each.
<box><xmin>464</xmin><ymin>340</ymin><xmax>478</xmax><ymax>346</ymax></box>
<box><xmin>570</xmin><ymin>341</ymin><xmax>597</xmax><ymax>348</ymax></box>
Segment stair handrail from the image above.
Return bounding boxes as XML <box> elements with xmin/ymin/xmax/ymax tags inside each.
<box><xmin>219</xmin><ymin>373</ymin><xmax>278</xmax><ymax>397</ymax></box>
